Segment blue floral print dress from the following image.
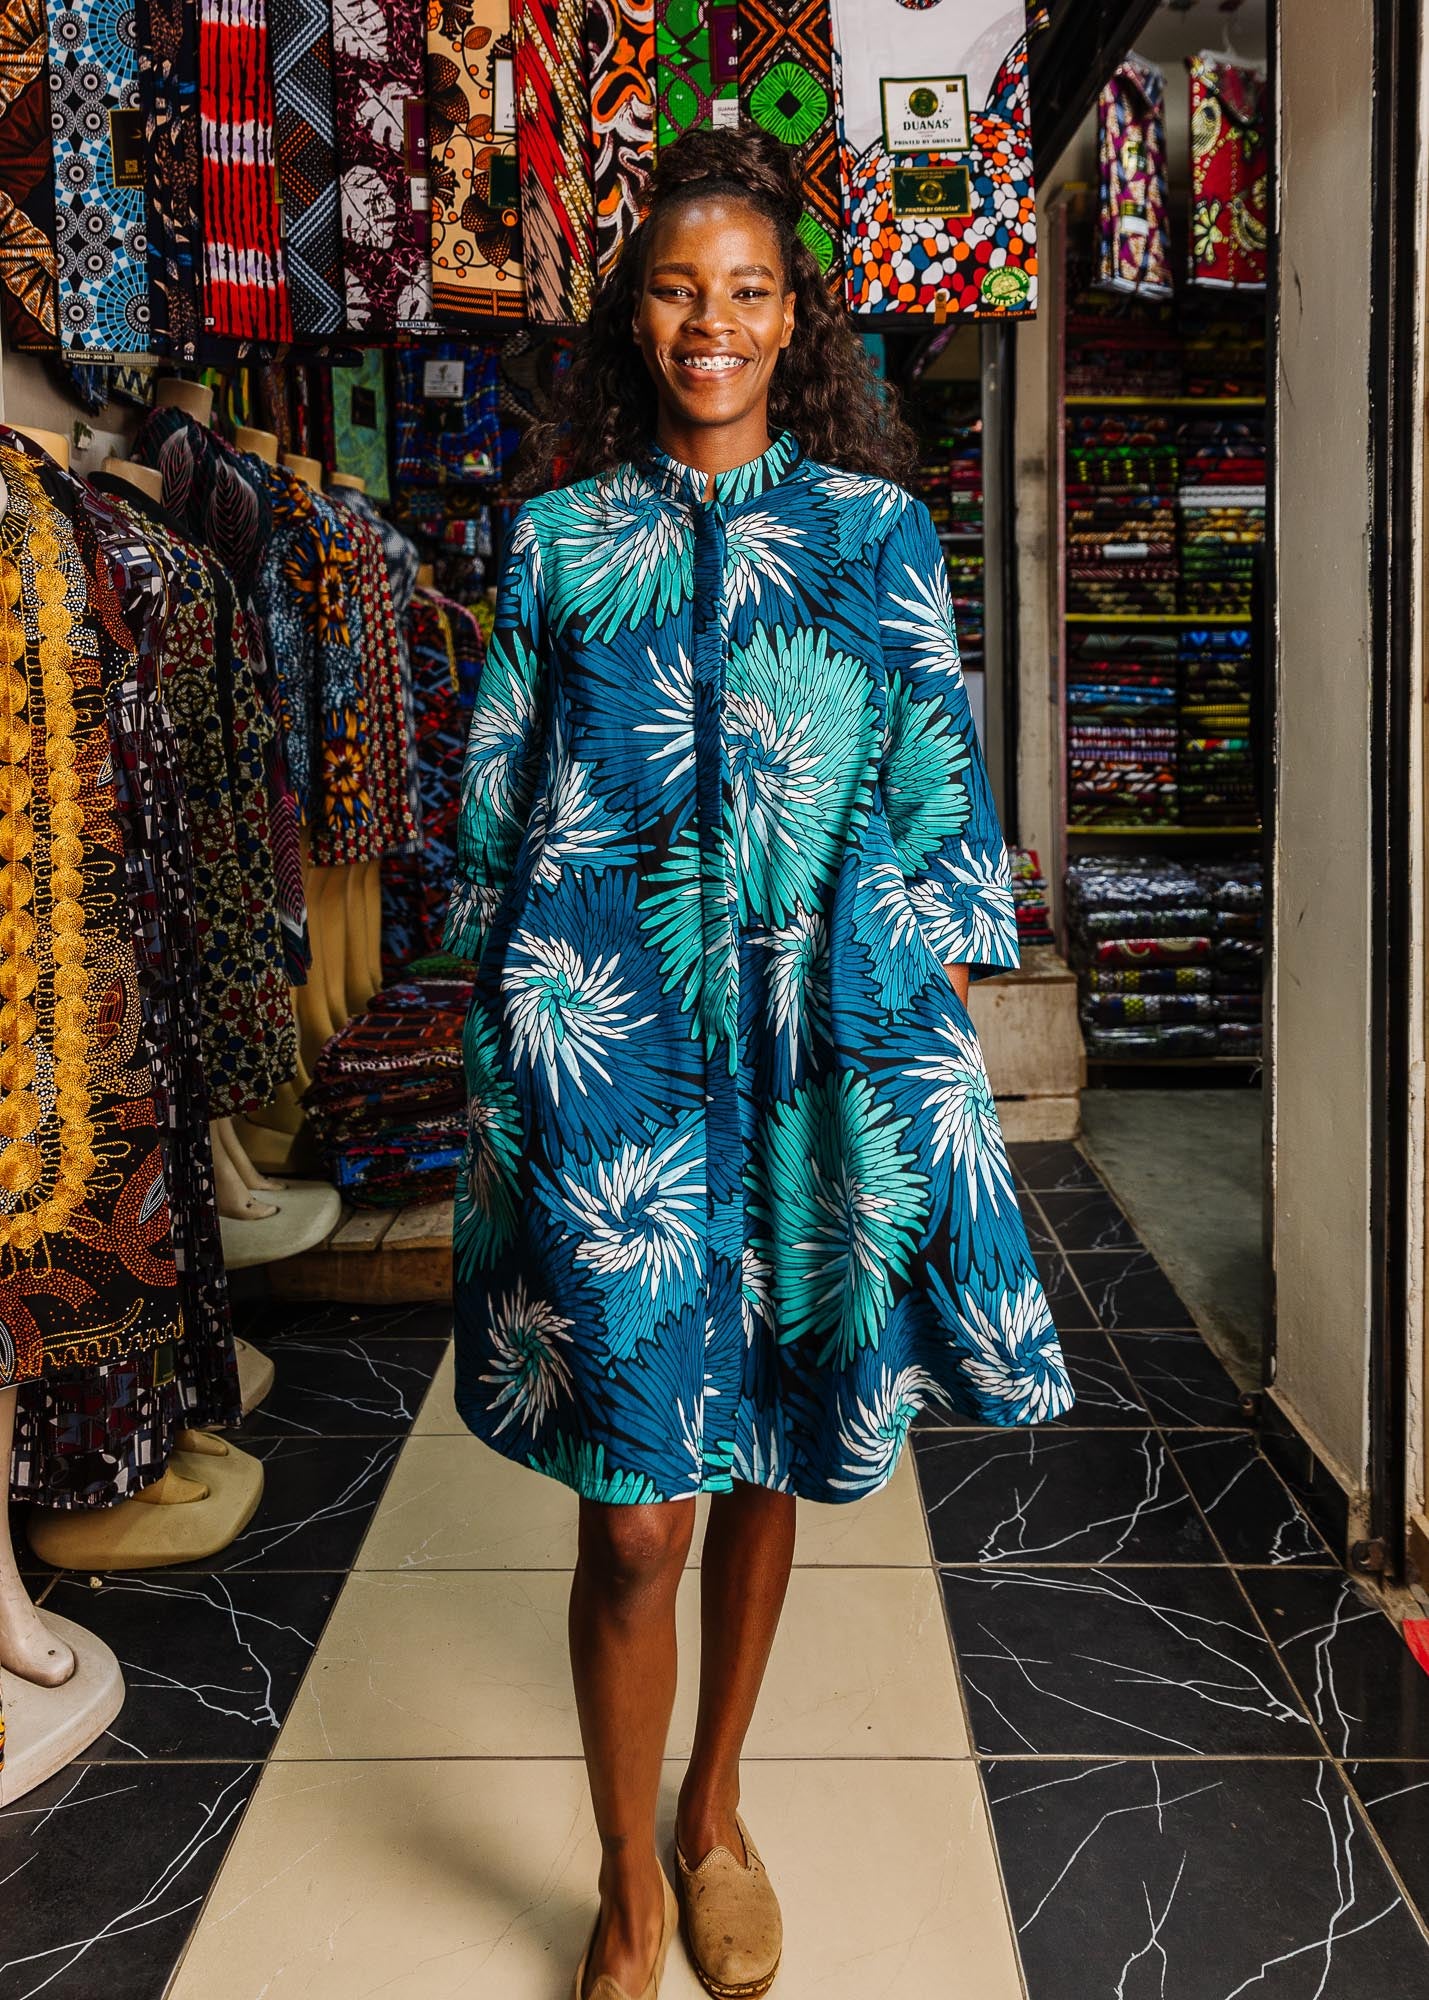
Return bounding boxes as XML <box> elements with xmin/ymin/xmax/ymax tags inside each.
<box><xmin>446</xmin><ymin>433</ymin><xmax>1072</xmax><ymax>1506</ymax></box>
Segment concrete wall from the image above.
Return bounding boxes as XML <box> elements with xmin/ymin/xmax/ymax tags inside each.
<box><xmin>1270</xmin><ymin>0</ymin><xmax>1376</xmax><ymax>1498</ymax></box>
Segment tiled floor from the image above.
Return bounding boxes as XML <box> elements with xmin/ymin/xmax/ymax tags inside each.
<box><xmin>3</xmin><ymin>1144</ymin><xmax>1428</xmax><ymax>1998</ymax></box>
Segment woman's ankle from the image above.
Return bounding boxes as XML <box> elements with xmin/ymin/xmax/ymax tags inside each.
<box><xmin>675</xmin><ymin>1773</ymin><xmax>745</xmax><ymax>1864</ymax></box>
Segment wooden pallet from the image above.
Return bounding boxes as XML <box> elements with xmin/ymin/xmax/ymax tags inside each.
<box><xmin>266</xmin><ymin>1198</ymin><xmax>454</xmax><ymax>1304</ymax></box>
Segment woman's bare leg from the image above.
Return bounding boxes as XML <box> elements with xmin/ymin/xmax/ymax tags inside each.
<box><xmin>570</xmin><ymin>1496</ymin><xmax>695</xmax><ymax>1995</ymax></box>
<box><xmin>676</xmin><ymin>1482</ymin><xmax>797</xmax><ymax>1862</ymax></box>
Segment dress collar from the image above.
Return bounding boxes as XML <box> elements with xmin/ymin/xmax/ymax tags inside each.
<box><xmin>645</xmin><ymin>431</ymin><xmax>800</xmax><ymax>508</ymax></box>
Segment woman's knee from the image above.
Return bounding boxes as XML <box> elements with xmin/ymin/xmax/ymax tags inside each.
<box><xmin>578</xmin><ymin>1498</ymin><xmax>694</xmax><ymax>1597</ymax></box>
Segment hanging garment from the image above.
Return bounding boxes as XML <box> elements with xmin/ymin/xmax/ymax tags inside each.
<box><xmin>737</xmin><ymin>0</ymin><xmax>843</xmax><ymax>282</ymax></box>
<box><xmin>332</xmin><ymin>349</ymin><xmax>391</xmax><ymax>502</ymax></box>
<box><xmin>197</xmin><ymin>0</ymin><xmax>293</xmax><ymax>341</ymax></box>
<box><xmin>332</xmin><ymin>0</ymin><xmax>433</xmax><ymax>335</ymax></box>
<box><xmin>137</xmin><ymin>0</ymin><xmax>202</xmax><ymax>360</ymax></box>
<box><xmin>427</xmin><ymin>0</ymin><xmax>525</xmax><ymax>320</ymax></box>
<box><xmin>329</xmin><ymin>483</ymin><xmax>423</xmax><ymax>842</ymax></box>
<box><xmin>382</xmin><ymin>591</ymin><xmax>479</xmax><ymax>968</ymax></box>
<box><xmin>512</xmin><ymin>0</ymin><xmax>595</xmax><ymax>324</ymax></box>
<box><xmin>832</xmin><ymin>0</ymin><xmax>1036</xmax><ymax>317</ymax></box>
<box><xmin>1188</xmin><ymin>54</ymin><xmax>1268</xmax><ymax>290</ymax></box>
<box><xmin>326</xmin><ymin>496</ymin><xmax>420</xmax><ymax>860</ymax></box>
<box><xmin>585</xmin><ymin>0</ymin><xmax>654</xmax><ymax>279</ymax></box>
<box><xmin>270</xmin><ymin>0</ymin><xmax>345</xmax><ymax>335</ymax></box>
<box><xmin>0</xmin><ymin>0</ymin><xmax>59</xmax><ymax>350</ymax></box>
<box><xmin>1097</xmin><ymin>54</ymin><xmax>1172</xmax><ymax>299</ymax></box>
<box><xmin>0</xmin><ymin>436</ymin><xmax>180</xmax><ymax>1386</ymax></box>
<box><xmin>392</xmin><ymin>344</ymin><xmax>502</xmax><ymax>487</ymax></box>
<box><xmin>446</xmin><ymin>435</ymin><xmax>1071</xmax><ymax>1506</ymax></box>
<box><xmin>45</xmin><ymin>0</ymin><xmax>151</xmax><ymax>353</ymax></box>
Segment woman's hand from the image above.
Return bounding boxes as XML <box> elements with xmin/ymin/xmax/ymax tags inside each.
<box><xmin>947</xmin><ymin>962</ymin><xmax>971</xmax><ymax>1007</ymax></box>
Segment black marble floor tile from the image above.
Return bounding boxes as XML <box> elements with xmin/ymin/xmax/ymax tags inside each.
<box><xmin>1113</xmin><ymin>1329</ymin><xmax>1255</xmax><ymax>1427</ymax></box>
<box><xmin>1034</xmin><ymin>1250</ymin><xmax>1099</xmax><ymax>1331</ymax></box>
<box><xmin>233</xmin><ymin>1337</ymin><xmax>447</xmax><ymax>1438</ymax></box>
<box><xmin>233</xmin><ymin>1297</ymin><xmax>455</xmax><ymax>1343</ymax></box>
<box><xmin>1016</xmin><ymin>1194</ymin><xmax>1058</xmax><ymax>1256</ymax></box>
<box><xmin>165</xmin><ymin>1436</ymin><xmax>402</xmax><ymax>1574</ymax></box>
<box><xmin>1069</xmin><ymin>1249</ymin><xmax>1198</xmax><ymax>1329</ymax></box>
<box><xmin>1349</xmin><ymin>1763</ymin><xmax>1429</xmax><ymax>1920</ymax></box>
<box><xmin>1036</xmin><ymin>1187</ymin><xmax>1142</xmax><ymax>1252</ymax></box>
<box><xmin>1240</xmin><ymin>1569</ymin><xmax>1429</xmax><ymax>1759</ymax></box>
<box><xmin>943</xmin><ymin>1566</ymin><xmax>1317</xmax><ymax>1756</ymax></box>
<box><xmin>1007</xmin><ymin>1141</ymin><xmax>1103</xmax><ymax>1191</ymax></box>
<box><xmin>985</xmin><ymin>1758</ymin><xmax>1429</xmax><ymax>1999</ymax></box>
<box><xmin>1165</xmin><ymin>1431</ymin><xmax>1335</xmax><ymax>1566</ymax></box>
<box><xmin>0</xmin><ymin>1760</ymin><xmax>261</xmax><ymax>2000</ymax></box>
<box><xmin>40</xmin><ymin>1569</ymin><xmax>340</xmax><ymax>1761</ymax></box>
<box><xmin>915</xmin><ymin>1331</ymin><xmax>1150</xmax><ymax>1431</ymax></box>
<box><xmin>914</xmin><ymin>1428</ymin><xmax>1218</xmax><ymax>1564</ymax></box>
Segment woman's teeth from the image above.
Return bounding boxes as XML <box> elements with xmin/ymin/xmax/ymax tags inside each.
<box><xmin>680</xmin><ymin>354</ymin><xmax>746</xmax><ymax>372</ymax></box>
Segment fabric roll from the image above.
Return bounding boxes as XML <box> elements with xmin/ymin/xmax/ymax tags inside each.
<box><xmin>655</xmin><ymin>0</ymin><xmax>712</xmax><ymax>146</ymax></box>
<box><xmin>198</xmin><ymin>0</ymin><xmax>293</xmax><ymax>340</ymax></box>
<box><xmin>270</xmin><ymin>0</ymin><xmax>345</xmax><ymax>335</ymax></box>
<box><xmin>46</xmin><ymin>0</ymin><xmax>151</xmax><ymax>353</ymax></box>
<box><xmin>136</xmin><ymin>0</ymin><xmax>202</xmax><ymax>361</ymax></box>
<box><xmin>0</xmin><ymin>436</ymin><xmax>180</xmax><ymax>1387</ymax></box>
<box><xmin>1096</xmin><ymin>54</ymin><xmax>1171</xmax><ymax>298</ymax></box>
<box><xmin>427</xmin><ymin>0</ymin><xmax>525</xmax><ymax>320</ymax></box>
<box><xmin>0</xmin><ymin>0</ymin><xmax>60</xmax><ymax>349</ymax></box>
<box><xmin>737</xmin><ymin>0</ymin><xmax>842</xmax><ymax>280</ymax></box>
<box><xmin>333</xmin><ymin>0</ymin><xmax>432</xmax><ymax>334</ymax></box>
<box><xmin>585</xmin><ymin>0</ymin><xmax>654</xmax><ymax>278</ymax></box>
<box><xmin>512</xmin><ymin>0</ymin><xmax>595</xmax><ymax>323</ymax></box>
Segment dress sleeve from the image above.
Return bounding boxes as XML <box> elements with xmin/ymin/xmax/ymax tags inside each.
<box><xmin>876</xmin><ymin>497</ymin><xmax>1019</xmax><ymax>972</ymax></box>
<box><xmin>443</xmin><ymin>508</ymin><xmax>546</xmax><ymax>965</ymax></box>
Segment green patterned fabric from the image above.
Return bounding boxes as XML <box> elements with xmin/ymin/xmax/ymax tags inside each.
<box><xmin>332</xmin><ymin>350</ymin><xmax>390</xmax><ymax>504</ymax></box>
<box><xmin>655</xmin><ymin>0</ymin><xmax>712</xmax><ymax>147</ymax></box>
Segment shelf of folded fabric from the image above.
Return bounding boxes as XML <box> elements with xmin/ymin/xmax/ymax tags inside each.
<box><xmin>1065</xmin><ymin>613</ymin><xmax>1252</xmax><ymax>625</ymax></box>
<box><xmin>1067</xmin><ymin>824</ymin><xmax>1262</xmax><ymax>837</ymax></box>
<box><xmin>1084</xmin><ymin>1054</ymin><xmax>1262</xmax><ymax>1068</ymax></box>
<box><xmin>1065</xmin><ymin>396</ymin><xmax>1266</xmax><ymax>409</ymax></box>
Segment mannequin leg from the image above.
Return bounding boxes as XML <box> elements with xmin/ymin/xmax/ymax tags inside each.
<box><xmin>364</xmin><ymin>859</ymin><xmax>384</xmax><ymax>996</ymax></box>
<box><xmin>210</xmin><ymin>1118</ymin><xmax>278</xmax><ymax>1220</ymax></box>
<box><xmin>214</xmin><ymin>1114</ymin><xmax>285</xmax><ymax>1193</ymax></box>
<box><xmin>343</xmin><ymin>866</ymin><xmax>376</xmax><ymax>1015</ymax></box>
<box><xmin>0</xmin><ymin>1387</ymin><xmax>76</xmax><ymax>1686</ymax></box>
<box><xmin>317</xmin><ymin>867</ymin><xmax>351</xmax><ymax>1033</ymax></box>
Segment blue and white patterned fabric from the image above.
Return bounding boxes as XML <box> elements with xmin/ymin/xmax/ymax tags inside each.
<box><xmin>47</xmin><ymin>0</ymin><xmax>151</xmax><ymax>354</ymax></box>
<box><xmin>446</xmin><ymin>432</ymin><xmax>1072</xmax><ymax>1506</ymax></box>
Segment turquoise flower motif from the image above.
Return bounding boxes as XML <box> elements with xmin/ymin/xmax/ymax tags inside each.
<box><xmin>480</xmin><ymin>1281</ymin><xmax>575</xmax><ymax>1436</ymax></box>
<box><xmin>882</xmin><ymin>667</ymin><xmax>973</xmax><ymax>876</ymax></box>
<box><xmin>749</xmin><ymin>1071</ymin><xmax>930</xmax><ymax>1367</ymax></box>
<box><xmin>538</xmin><ymin>469</ymin><xmax>691</xmax><ymax>640</ymax></box>
<box><xmin>727</xmin><ymin>623</ymin><xmax>875</xmax><ymax>926</ymax></box>
<box><xmin>530</xmin><ymin>1436</ymin><xmax>664</xmax><ymax>1506</ymax></box>
<box><xmin>639</xmin><ymin>827</ymin><xmax>739</xmax><ymax>1061</ymax></box>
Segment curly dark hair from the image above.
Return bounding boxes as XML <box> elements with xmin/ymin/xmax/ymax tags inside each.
<box><xmin>516</xmin><ymin>128</ymin><xmax>918</xmax><ymax>493</ymax></box>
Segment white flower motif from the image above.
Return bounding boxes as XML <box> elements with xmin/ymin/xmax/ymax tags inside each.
<box><xmin>555</xmin><ymin>1128</ymin><xmax>705</xmax><ymax>1301</ymax></box>
<box><xmin>481</xmin><ymin>1282</ymin><xmax>575</xmax><ymax>1435</ymax></box>
<box><xmin>461</xmin><ymin>653</ymin><xmax>537</xmax><ymax>818</ymax></box>
<box><xmin>753</xmin><ymin>902</ymin><xmax>828</xmax><ymax>1071</ymax></box>
<box><xmin>341</xmin><ymin>165</ymin><xmax>394</xmax><ymax>250</ymax></box>
<box><xmin>741</xmin><ymin>1242</ymin><xmax>775</xmax><ymax>1346</ymax></box>
<box><xmin>503</xmin><ymin>936</ymin><xmax>655</xmax><ymax>1105</ymax></box>
<box><xmin>357</xmin><ymin>79</ymin><xmax>404</xmax><ymax>151</ymax></box>
<box><xmin>957</xmin><ymin>1279</ymin><xmax>1073</xmax><ymax>1423</ymax></box>
<box><xmin>938</xmin><ymin>854</ymin><xmax>1016</xmax><ymax>966</ymax></box>
<box><xmin>905</xmin><ymin>1016</ymin><xmax>1015</xmax><ymax>1218</ymax></box>
<box><xmin>633</xmin><ymin>643</ymin><xmax>695</xmax><ymax>796</ymax></box>
<box><xmin>723</xmin><ymin>512</ymin><xmax>805</xmax><ymax>608</ymax></box>
<box><xmin>829</xmin><ymin>1364</ymin><xmax>944</xmax><ymax>1494</ymax></box>
<box><xmin>527</xmin><ymin>718</ymin><xmax>632</xmax><ymax>888</ymax></box>
<box><xmin>883</xmin><ymin>557</ymin><xmax>962</xmax><ymax>686</ymax></box>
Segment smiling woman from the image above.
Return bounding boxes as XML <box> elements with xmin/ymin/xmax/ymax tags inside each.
<box><xmin>449</xmin><ymin>127</ymin><xmax>1071</xmax><ymax>2000</ymax></box>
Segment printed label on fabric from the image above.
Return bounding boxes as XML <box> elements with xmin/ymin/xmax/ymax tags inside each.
<box><xmin>979</xmin><ymin>264</ymin><xmax>1032</xmax><ymax>308</ymax></box>
<box><xmin>880</xmin><ymin>75</ymin><xmax>970</xmax><ymax>155</ymax></box>
<box><xmin>109</xmin><ymin>109</ymin><xmax>145</xmax><ymax>188</ymax></box>
<box><xmin>712</xmin><ymin>98</ymin><xmax>741</xmax><ymax>129</ymax></box>
<box><xmin>493</xmin><ymin>56</ymin><xmax>516</xmax><ymax>135</ymax></box>
<box><xmin>424</xmin><ymin>358</ymin><xmax>466</xmax><ymax>400</ymax></box>
<box><xmin>891</xmin><ymin>165</ymin><xmax>970</xmax><ymax>216</ymax></box>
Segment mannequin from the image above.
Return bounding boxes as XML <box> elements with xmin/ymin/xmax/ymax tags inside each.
<box><xmin>155</xmin><ymin>376</ymin><xmax>214</xmax><ymax>426</ymax></box>
<box><xmin>281</xmin><ymin>450</ymin><xmax>323</xmax><ymax>488</ymax></box>
<box><xmin>99</xmin><ymin>454</ymin><xmax>163</xmax><ymax>504</ymax></box>
<box><xmin>234</xmin><ymin>425</ymin><xmax>279</xmax><ymax>464</ymax></box>
<box><xmin>12</xmin><ymin>425</ymin><xmax>70</xmax><ymax>469</ymax></box>
<box><xmin>328</xmin><ymin>470</ymin><xmax>365</xmax><ymax>494</ymax></box>
<box><xmin>416</xmin><ymin>562</ymin><xmax>435</xmax><ymax>589</ymax></box>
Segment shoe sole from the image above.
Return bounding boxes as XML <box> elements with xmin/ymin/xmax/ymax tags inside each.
<box><xmin>687</xmin><ymin>1951</ymin><xmax>781</xmax><ymax>1999</ymax></box>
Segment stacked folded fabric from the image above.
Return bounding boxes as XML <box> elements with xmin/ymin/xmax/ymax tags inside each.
<box><xmin>1066</xmin><ymin>413</ymin><xmax>1180</xmax><ymax>615</ymax></box>
<box><xmin>304</xmin><ymin>971</ymin><xmax>473</xmax><ymax>1208</ymax></box>
<box><xmin>1009</xmin><ymin>849</ymin><xmax>1055</xmax><ymax>945</ymax></box>
<box><xmin>1067</xmin><ymin>631</ymin><xmax>1179</xmax><ymax>826</ymax></box>
<box><xmin>1178</xmin><ymin>626</ymin><xmax>1258</xmax><ymax>825</ymax></box>
<box><xmin>1064</xmin><ymin>293</ymin><xmax>1182</xmax><ymax>397</ymax></box>
<box><xmin>1176</xmin><ymin>414</ymin><xmax>1265</xmax><ymax>615</ymax></box>
<box><xmin>1182</xmin><ymin>309</ymin><xmax>1266</xmax><ymax>399</ymax></box>
<box><xmin>1065</xmin><ymin>855</ymin><xmax>1219</xmax><ymax>1055</ymax></box>
<box><xmin>1198</xmin><ymin>858</ymin><xmax>1264</xmax><ymax>1055</ymax></box>
<box><xmin>915</xmin><ymin>389</ymin><xmax>984</xmax><ymax>669</ymax></box>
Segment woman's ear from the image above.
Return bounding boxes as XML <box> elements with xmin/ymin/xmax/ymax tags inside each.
<box><xmin>780</xmin><ymin>290</ymin><xmax>796</xmax><ymax>350</ymax></box>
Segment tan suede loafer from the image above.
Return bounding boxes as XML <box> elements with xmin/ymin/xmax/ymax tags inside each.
<box><xmin>675</xmin><ymin>1814</ymin><xmax>782</xmax><ymax>1999</ymax></box>
<box><xmin>573</xmin><ymin>1870</ymin><xmax>679</xmax><ymax>2000</ymax></box>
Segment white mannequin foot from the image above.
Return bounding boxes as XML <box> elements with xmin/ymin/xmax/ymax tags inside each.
<box><xmin>0</xmin><ymin>1388</ymin><xmax>75</xmax><ymax>1686</ymax></box>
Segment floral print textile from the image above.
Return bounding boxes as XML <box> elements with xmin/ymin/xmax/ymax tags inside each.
<box><xmin>447</xmin><ymin>435</ymin><xmax>1071</xmax><ymax>1506</ymax></box>
<box><xmin>1097</xmin><ymin>54</ymin><xmax>1172</xmax><ymax>300</ymax></box>
<box><xmin>427</xmin><ymin>0</ymin><xmax>525</xmax><ymax>321</ymax></box>
<box><xmin>332</xmin><ymin>0</ymin><xmax>432</xmax><ymax>335</ymax></box>
<box><xmin>46</xmin><ymin>0</ymin><xmax>151</xmax><ymax>354</ymax></box>
<box><xmin>1188</xmin><ymin>54</ymin><xmax>1268</xmax><ymax>291</ymax></box>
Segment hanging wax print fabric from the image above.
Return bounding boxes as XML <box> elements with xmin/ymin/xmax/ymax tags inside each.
<box><xmin>737</xmin><ymin>0</ymin><xmax>842</xmax><ymax>281</ymax></box>
<box><xmin>1097</xmin><ymin>54</ymin><xmax>1172</xmax><ymax>299</ymax></box>
<box><xmin>198</xmin><ymin>0</ymin><xmax>293</xmax><ymax>340</ymax></box>
<box><xmin>655</xmin><ymin>0</ymin><xmax>736</xmax><ymax>148</ymax></box>
<box><xmin>0</xmin><ymin>0</ymin><xmax>60</xmax><ymax>350</ymax></box>
<box><xmin>333</xmin><ymin>0</ymin><xmax>434</xmax><ymax>335</ymax></box>
<box><xmin>332</xmin><ymin>348</ymin><xmax>391</xmax><ymax>502</ymax></box>
<box><xmin>427</xmin><ymin>0</ymin><xmax>525</xmax><ymax>320</ymax></box>
<box><xmin>46</xmin><ymin>0</ymin><xmax>151</xmax><ymax>353</ymax></box>
<box><xmin>831</xmin><ymin>0</ymin><xmax>1035</xmax><ymax>316</ymax></box>
<box><xmin>137</xmin><ymin>0</ymin><xmax>202</xmax><ymax>360</ymax></box>
<box><xmin>1188</xmin><ymin>54</ymin><xmax>1268</xmax><ymax>290</ymax></box>
<box><xmin>585</xmin><ymin>0</ymin><xmax>654</xmax><ymax>278</ymax></box>
<box><xmin>511</xmin><ymin>0</ymin><xmax>594</xmax><ymax>324</ymax></box>
<box><xmin>270</xmin><ymin>0</ymin><xmax>345</xmax><ymax>335</ymax></box>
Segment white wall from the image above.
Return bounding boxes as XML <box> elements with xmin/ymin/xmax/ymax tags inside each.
<box><xmin>1270</xmin><ymin>0</ymin><xmax>1375</xmax><ymax>1497</ymax></box>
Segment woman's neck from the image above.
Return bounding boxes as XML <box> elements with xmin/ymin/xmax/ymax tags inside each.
<box><xmin>655</xmin><ymin>414</ymin><xmax>773</xmax><ymax>495</ymax></box>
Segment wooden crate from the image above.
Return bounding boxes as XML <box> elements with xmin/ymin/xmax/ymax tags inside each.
<box><xmin>266</xmin><ymin>1198</ymin><xmax>454</xmax><ymax>1304</ymax></box>
<box><xmin>966</xmin><ymin>944</ymin><xmax>1084</xmax><ymax>1142</ymax></box>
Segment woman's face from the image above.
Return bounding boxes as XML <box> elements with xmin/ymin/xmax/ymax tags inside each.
<box><xmin>634</xmin><ymin>197</ymin><xmax>796</xmax><ymax>440</ymax></box>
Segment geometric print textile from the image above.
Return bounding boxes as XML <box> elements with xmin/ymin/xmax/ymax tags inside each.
<box><xmin>136</xmin><ymin>0</ymin><xmax>203</xmax><ymax>360</ymax></box>
<box><xmin>446</xmin><ymin>433</ymin><xmax>1071</xmax><ymax>1507</ymax></box>
<box><xmin>511</xmin><ymin>0</ymin><xmax>594</xmax><ymax>324</ymax></box>
<box><xmin>0</xmin><ymin>0</ymin><xmax>61</xmax><ymax>349</ymax></box>
<box><xmin>1097</xmin><ymin>54</ymin><xmax>1172</xmax><ymax>299</ymax></box>
<box><xmin>737</xmin><ymin>0</ymin><xmax>842</xmax><ymax>280</ymax></box>
<box><xmin>270</xmin><ymin>0</ymin><xmax>345</xmax><ymax>334</ymax></box>
<box><xmin>427</xmin><ymin>0</ymin><xmax>525</xmax><ymax>321</ymax></box>
<box><xmin>197</xmin><ymin>0</ymin><xmax>293</xmax><ymax>340</ymax></box>
<box><xmin>654</xmin><ymin>0</ymin><xmax>710</xmax><ymax>149</ymax></box>
<box><xmin>46</xmin><ymin>0</ymin><xmax>152</xmax><ymax>353</ymax></box>
<box><xmin>585</xmin><ymin>0</ymin><xmax>654</xmax><ymax>280</ymax></box>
